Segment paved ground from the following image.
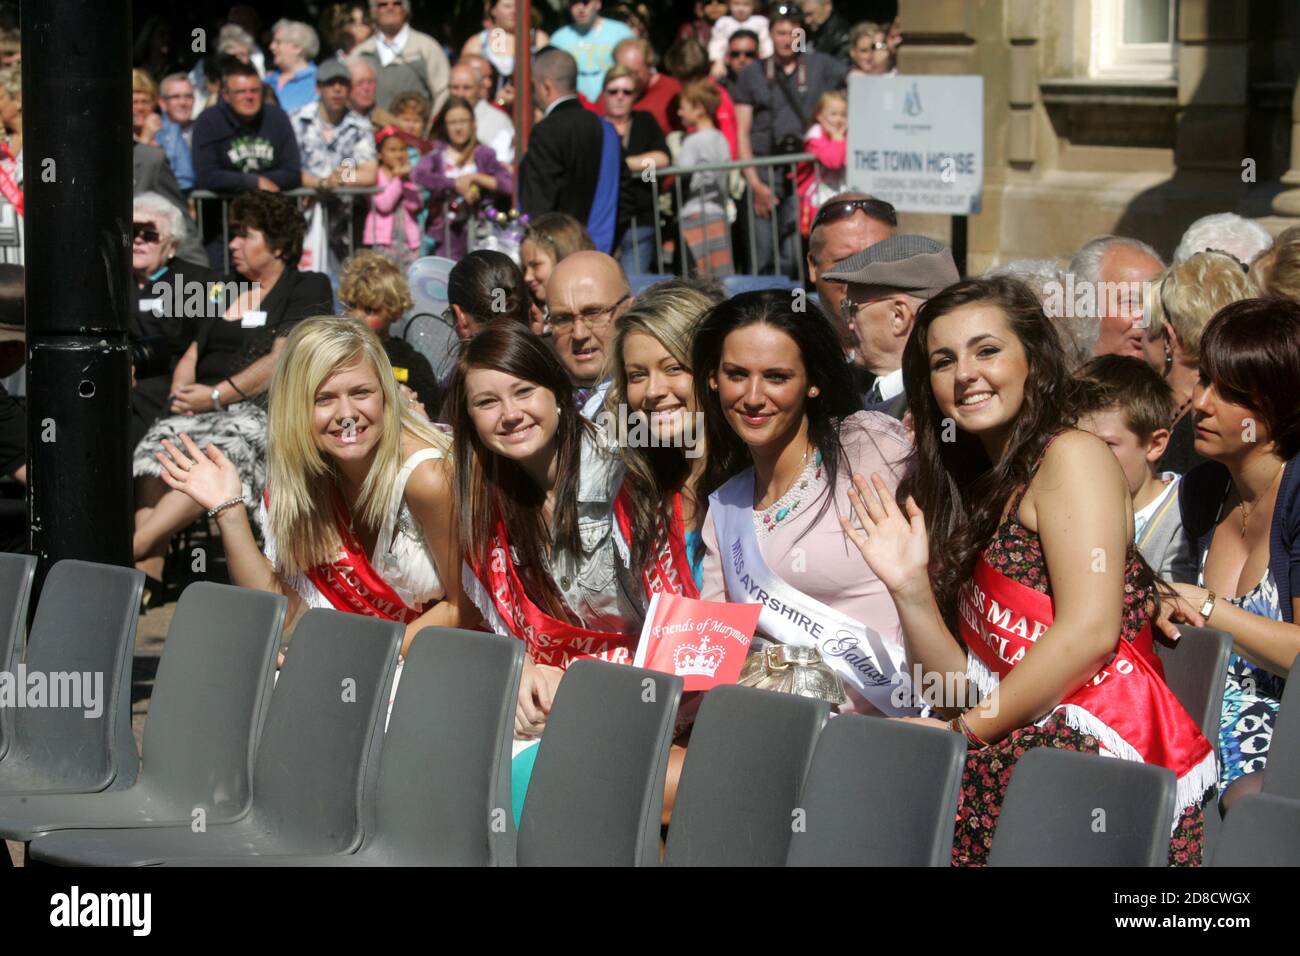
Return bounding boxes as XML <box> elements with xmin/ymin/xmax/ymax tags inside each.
<box><xmin>6</xmin><ymin>600</ymin><xmax>174</xmax><ymax>867</ymax></box>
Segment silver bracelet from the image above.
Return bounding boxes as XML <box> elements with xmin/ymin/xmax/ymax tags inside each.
<box><xmin>207</xmin><ymin>496</ymin><xmax>247</xmax><ymax>519</ymax></box>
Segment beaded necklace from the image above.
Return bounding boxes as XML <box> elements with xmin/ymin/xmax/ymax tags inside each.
<box><xmin>754</xmin><ymin>449</ymin><xmax>825</xmax><ymax>538</ymax></box>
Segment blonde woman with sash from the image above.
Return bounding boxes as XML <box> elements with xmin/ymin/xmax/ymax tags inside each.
<box><xmin>839</xmin><ymin>277</ymin><xmax>1215</xmax><ymax>866</ymax></box>
<box><xmin>153</xmin><ymin>317</ymin><xmax>472</xmax><ymax>663</ymax></box>
<box><xmin>448</xmin><ymin>322</ymin><xmax>644</xmax><ymax>821</ymax></box>
<box><xmin>606</xmin><ymin>283</ymin><xmax>723</xmax><ymax>600</ymax></box>
<box><xmin>693</xmin><ymin>290</ymin><xmax>916</xmax><ymax>716</ymax></box>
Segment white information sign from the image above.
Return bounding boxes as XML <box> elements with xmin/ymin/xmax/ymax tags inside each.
<box><xmin>846</xmin><ymin>74</ymin><xmax>984</xmax><ymax>215</ymax></box>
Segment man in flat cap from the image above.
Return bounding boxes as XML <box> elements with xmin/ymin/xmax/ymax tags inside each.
<box><xmin>825</xmin><ymin>234</ymin><xmax>959</xmax><ymax>418</ymax></box>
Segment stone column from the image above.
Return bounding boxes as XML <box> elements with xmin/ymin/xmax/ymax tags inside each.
<box><xmin>1175</xmin><ymin>0</ymin><xmax>1249</xmax><ymax>179</ymax></box>
<box><xmin>1273</xmin><ymin>80</ymin><xmax>1300</xmax><ymax>217</ymax></box>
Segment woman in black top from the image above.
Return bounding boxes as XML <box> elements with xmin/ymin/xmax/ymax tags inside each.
<box><xmin>602</xmin><ymin>65</ymin><xmax>669</xmax><ymax>274</ymax></box>
<box><xmin>132</xmin><ymin>191</ymin><xmax>333</xmax><ymax>592</ymax></box>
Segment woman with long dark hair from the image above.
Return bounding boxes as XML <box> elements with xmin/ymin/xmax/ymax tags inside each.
<box><xmin>840</xmin><ymin>276</ymin><xmax>1215</xmax><ymax>865</ymax></box>
<box><xmin>1171</xmin><ymin>297</ymin><xmax>1300</xmax><ymax>811</ymax></box>
<box><xmin>449</xmin><ymin>323</ymin><xmax>643</xmax><ymax>814</ymax></box>
<box><xmin>450</xmin><ymin>322</ymin><xmax>645</xmax><ymax>820</ymax></box>
<box><xmin>694</xmin><ymin>290</ymin><xmax>913</xmax><ymax>714</ymax></box>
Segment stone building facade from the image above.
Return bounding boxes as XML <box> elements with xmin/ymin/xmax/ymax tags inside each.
<box><xmin>890</xmin><ymin>0</ymin><xmax>1300</xmax><ymax>271</ymax></box>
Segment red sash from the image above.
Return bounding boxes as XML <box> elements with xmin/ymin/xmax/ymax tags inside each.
<box><xmin>957</xmin><ymin>557</ymin><xmax>1213</xmax><ymax>786</ymax></box>
<box><xmin>470</xmin><ymin>518</ymin><xmax>639</xmax><ymax>670</ymax></box>
<box><xmin>268</xmin><ymin>488</ymin><xmax>423</xmax><ymax>624</ymax></box>
<box><xmin>612</xmin><ymin>486</ymin><xmax>700</xmax><ymax>600</ymax></box>
<box><xmin>0</xmin><ymin>144</ymin><xmax>21</xmax><ymax>217</ymax></box>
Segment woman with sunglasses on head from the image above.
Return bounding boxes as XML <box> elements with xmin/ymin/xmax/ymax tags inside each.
<box><xmin>153</xmin><ymin>316</ymin><xmax>471</xmax><ymax>659</ymax></box>
<box><xmin>601</xmin><ymin>64</ymin><xmax>669</xmax><ymax>275</ymax></box>
<box><xmin>1169</xmin><ymin>298</ymin><xmax>1300</xmax><ymax>814</ymax></box>
<box><xmin>840</xmin><ymin>276</ymin><xmax>1216</xmax><ymax>865</ymax></box>
<box><xmin>694</xmin><ymin>290</ymin><xmax>914</xmax><ymax>715</ymax></box>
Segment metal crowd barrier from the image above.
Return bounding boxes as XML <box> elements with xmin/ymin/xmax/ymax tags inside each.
<box><xmin>190</xmin><ymin>186</ymin><xmax>380</xmax><ymax>273</ymax></box>
<box><xmin>642</xmin><ymin>152</ymin><xmax>814</xmax><ymax>281</ymax></box>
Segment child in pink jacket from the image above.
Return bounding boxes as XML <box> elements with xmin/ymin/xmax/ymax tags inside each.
<box><xmin>364</xmin><ymin>127</ymin><xmax>424</xmax><ymax>267</ymax></box>
<box><xmin>797</xmin><ymin>91</ymin><xmax>848</xmax><ymax>238</ymax></box>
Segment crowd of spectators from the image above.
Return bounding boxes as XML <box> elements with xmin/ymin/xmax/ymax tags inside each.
<box><xmin>2</xmin><ymin>3</ymin><xmax>1299</xmax><ymax>867</ymax></box>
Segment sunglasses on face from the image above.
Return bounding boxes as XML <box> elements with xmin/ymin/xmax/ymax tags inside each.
<box><xmin>728</xmin><ymin>48</ymin><xmax>757</xmax><ymax>59</ymax></box>
<box><xmin>132</xmin><ymin>223</ymin><xmax>162</xmax><ymax>244</ymax></box>
<box><xmin>811</xmin><ymin>197</ymin><xmax>899</xmax><ymax>232</ymax></box>
<box><xmin>605</xmin><ymin>87</ymin><xmax>635</xmax><ymax>97</ymax></box>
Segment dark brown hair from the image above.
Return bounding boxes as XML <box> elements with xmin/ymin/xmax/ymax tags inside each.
<box><xmin>229</xmin><ymin>190</ymin><xmax>305</xmax><ymax>266</ymax></box>
<box><xmin>1072</xmin><ymin>354</ymin><xmax>1175</xmax><ymax>443</ymax></box>
<box><xmin>447</xmin><ymin>323</ymin><xmax>594</xmax><ymax>622</ymax></box>
<box><xmin>1200</xmin><ymin>297</ymin><xmax>1300</xmax><ymax>460</ymax></box>
<box><xmin>448</xmin><ymin>250</ymin><xmax>533</xmax><ymax>330</ymax></box>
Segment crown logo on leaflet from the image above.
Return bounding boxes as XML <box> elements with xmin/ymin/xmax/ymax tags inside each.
<box><xmin>673</xmin><ymin>636</ymin><xmax>725</xmax><ymax>678</ymax></box>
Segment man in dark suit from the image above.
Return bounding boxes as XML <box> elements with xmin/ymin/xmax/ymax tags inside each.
<box><xmin>824</xmin><ymin>235</ymin><xmax>960</xmax><ymax>420</ymax></box>
<box><xmin>518</xmin><ymin>48</ymin><xmax>618</xmax><ymax>250</ymax></box>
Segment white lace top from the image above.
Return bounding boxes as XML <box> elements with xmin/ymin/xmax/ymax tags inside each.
<box><xmin>260</xmin><ymin>448</ymin><xmax>448</xmax><ymax>614</ymax></box>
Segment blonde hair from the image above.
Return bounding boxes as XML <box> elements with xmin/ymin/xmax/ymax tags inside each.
<box><xmin>132</xmin><ymin>68</ymin><xmax>158</xmax><ymax>99</ymax></box>
<box><xmin>605</xmin><ymin>283</ymin><xmax>716</xmax><ymax>576</ymax></box>
<box><xmin>338</xmin><ymin>250</ymin><xmax>414</xmax><ymax>323</ymax></box>
<box><xmin>266</xmin><ymin>316</ymin><xmax>451</xmax><ymax>575</ymax></box>
<box><xmin>1145</xmin><ymin>251</ymin><xmax>1255</xmax><ymax>361</ymax></box>
<box><xmin>1251</xmin><ymin>225</ymin><xmax>1300</xmax><ymax>303</ymax></box>
<box><xmin>815</xmin><ymin>89</ymin><xmax>847</xmax><ymax>120</ymax></box>
<box><xmin>601</xmin><ymin>63</ymin><xmax>641</xmax><ymax>98</ymax></box>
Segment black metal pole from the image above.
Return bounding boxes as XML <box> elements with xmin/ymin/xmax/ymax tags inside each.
<box><xmin>952</xmin><ymin>214</ymin><xmax>969</xmax><ymax>277</ymax></box>
<box><xmin>22</xmin><ymin>1</ymin><xmax>134</xmax><ymax>593</ymax></box>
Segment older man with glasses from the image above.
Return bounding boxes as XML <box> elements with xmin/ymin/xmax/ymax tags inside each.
<box><xmin>806</xmin><ymin>191</ymin><xmax>896</xmax><ymax>366</ymax></box>
<box><xmin>156</xmin><ymin>74</ymin><xmax>197</xmax><ymax>191</ymax></box>
<box><xmin>544</xmin><ymin>250</ymin><xmax>633</xmax><ymax>419</ymax></box>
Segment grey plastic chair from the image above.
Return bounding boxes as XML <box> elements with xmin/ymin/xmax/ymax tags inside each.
<box><xmin>0</xmin><ymin>582</ymin><xmax>285</xmax><ymax>844</ymax></box>
<box><xmin>0</xmin><ymin>559</ymin><xmax>143</xmax><ymax>797</ymax></box>
<box><xmin>28</xmin><ymin>608</ymin><xmax>401</xmax><ymax>866</ymax></box>
<box><xmin>228</xmin><ymin>627</ymin><xmax>526</xmax><ymax>866</ymax></box>
<box><xmin>786</xmin><ymin>714</ymin><xmax>967</xmax><ymax>866</ymax></box>
<box><xmin>1210</xmin><ymin>793</ymin><xmax>1300</xmax><ymax>866</ymax></box>
<box><xmin>0</xmin><ymin>552</ymin><xmax>36</xmax><ymax>761</ymax></box>
<box><xmin>517</xmin><ymin>660</ymin><xmax>683</xmax><ymax>867</ymax></box>
<box><xmin>664</xmin><ymin>685</ymin><xmax>829</xmax><ymax>867</ymax></box>
<box><xmin>1154</xmin><ymin>626</ymin><xmax>1232</xmax><ymax>739</ymax></box>
<box><xmin>1261</xmin><ymin>655</ymin><xmax>1300</xmax><ymax>801</ymax></box>
<box><xmin>988</xmin><ymin>747</ymin><xmax>1177</xmax><ymax>866</ymax></box>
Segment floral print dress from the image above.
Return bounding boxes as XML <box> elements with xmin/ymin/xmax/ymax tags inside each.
<box><xmin>951</xmin><ymin>483</ymin><xmax>1209</xmax><ymax>867</ymax></box>
<box><xmin>1198</xmin><ymin>550</ymin><xmax>1286</xmax><ymax>793</ymax></box>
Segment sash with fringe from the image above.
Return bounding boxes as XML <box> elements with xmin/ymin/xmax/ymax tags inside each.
<box><xmin>463</xmin><ymin>517</ymin><xmax>639</xmax><ymax>670</ymax></box>
<box><xmin>957</xmin><ymin>556</ymin><xmax>1216</xmax><ymax>813</ymax></box>
<box><xmin>711</xmin><ymin>470</ymin><xmax>917</xmax><ymax>715</ymax></box>
<box><xmin>298</xmin><ymin>490</ymin><xmax>423</xmax><ymax>624</ymax></box>
<box><xmin>611</xmin><ymin>485</ymin><xmax>700</xmax><ymax>600</ymax></box>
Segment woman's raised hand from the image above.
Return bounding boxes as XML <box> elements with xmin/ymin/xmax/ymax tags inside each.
<box><xmin>155</xmin><ymin>433</ymin><xmax>243</xmax><ymax>512</ymax></box>
<box><xmin>838</xmin><ymin>472</ymin><xmax>931</xmax><ymax>598</ymax></box>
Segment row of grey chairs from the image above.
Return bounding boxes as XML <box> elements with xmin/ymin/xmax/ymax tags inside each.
<box><xmin>1</xmin><ymin>554</ymin><xmax>1297</xmax><ymax>866</ymax></box>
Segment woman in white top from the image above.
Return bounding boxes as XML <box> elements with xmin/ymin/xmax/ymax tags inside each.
<box><xmin>152</xmin><ymin>315</ymin><xmax>472</xmax><ymax>656</ymax></box>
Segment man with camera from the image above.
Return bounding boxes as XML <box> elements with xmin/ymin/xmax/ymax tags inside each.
<box><xmin>733</xmin><ymin>4</ymin><xmax>847</xmax><ymax>277</ymax></box>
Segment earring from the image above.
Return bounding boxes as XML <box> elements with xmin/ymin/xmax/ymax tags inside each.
<box><xmin>1163</xmin><ymin>343</ymin><xmax>1173</xmax><ymax>377</ymax></box>
<box><xmin>809</xmin><ymin>387</ymin><xmax>820</xmax><ymax>397</ymax></box>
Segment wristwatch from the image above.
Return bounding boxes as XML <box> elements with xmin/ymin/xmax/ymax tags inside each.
<box><xmin>1199</xmin><ymin>589</ymin><xmax>1217</xmax><ymax>621</ymax></box>
<box><xmin>210</xmin><ymin>386</ymin><xmax>223</xmax><ymax>412</ymax></box>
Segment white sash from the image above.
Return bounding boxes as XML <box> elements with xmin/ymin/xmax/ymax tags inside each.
<box><xmin>711</xmin><ymin>470</ymin><xmax>918</xmax><ymax>715</ymax></box>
